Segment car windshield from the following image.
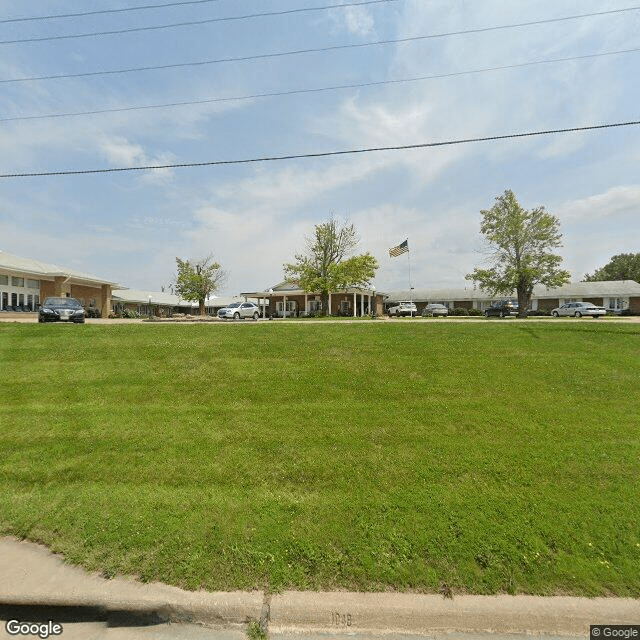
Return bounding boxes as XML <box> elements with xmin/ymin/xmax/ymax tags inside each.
<box><xmin>227</xmin><ymin>302</ymin><xmax>241</xmax><ymax>308</ymax></box>
<box><xmin>44</xmin><ymin>298</ymin><xmax>82</xmax><ymax>310</ymax></box>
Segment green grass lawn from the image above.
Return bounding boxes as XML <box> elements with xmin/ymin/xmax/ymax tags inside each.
<box><xmin>1</xmin><ymin>321</ymin><xmax>639</xmax><ymax>596</ymax></box>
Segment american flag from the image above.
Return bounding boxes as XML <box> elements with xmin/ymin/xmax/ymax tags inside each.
<box><xmin>389</xmin><ymin>239</ymin><xmax>409</xmax><ymax>258</ymax></box>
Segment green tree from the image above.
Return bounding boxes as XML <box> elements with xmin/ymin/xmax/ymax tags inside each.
<box><xmin>466</xmin><ymin>190</ymin><xmax>570</xmax><ymax>317</ymax></box>
<box><xmin>584</xmin><ymin>253</ymin><xmax>640</xmax><ymax>283</ymax></box>
<box><xmin>284</xmin><ymin>218</ymin><xmax>378</xmax><ymax>315</ymax></box>
<box><xmin>173</xmin><ymin>255</ymin><xmax>226</xmax><ymax>316</ymax></box>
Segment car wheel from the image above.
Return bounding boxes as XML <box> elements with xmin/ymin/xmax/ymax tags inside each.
<box><xmin>233</xmin><ymin>312</ymin><xmax>240</xmax><ymax>320</ymax></box>
<box><xmin>575</xmin><ymin>311</ymin><xmax>582</xmax><ymax>318</ymax></box>
<box><xmin>253</xmin><ymin>312</ymin><xmax>259</xmax><ymax>320</ymax></box>
<box><xmin>484</xmin><ymin>311</ymin><xmax>489</xmax><ymax>317</ymax></box>
<box><xmin>552</xmin><ymin>311</ymin><xmax>559</xmax><ymax>317</ymax></box>
<box><xmin>499</xmin><ymin>311</ymin><xmax>505</xmax><ymax>318</ymax></box>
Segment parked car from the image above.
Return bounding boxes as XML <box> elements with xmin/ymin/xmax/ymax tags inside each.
<box><xmin>484</xmin><ymin>300</ymin><xmax>519</xmax><ymax>318</ymax></box>
<box><xmin>218</xmin><ymin>301</ymin><xmax>261</xmax><ymax>320</ymax></box>
<box><xmin>38</xmin><ymin>297</ymin><xmax>85</xmax><ymax>323</ymax></box>
<box><xmin>421</xmin><ymin>303</ymin><xmax>448</xmax><ymax>317</ymax></box>
<box><xmin>551</xmin><ymin>302</ymin><xmax>607</xmax><ymax>318</ymax></box>
<box><xmin>387</xmin><ymin>301</ymin><xmax>417</xmax><ymax>317</ymax></box>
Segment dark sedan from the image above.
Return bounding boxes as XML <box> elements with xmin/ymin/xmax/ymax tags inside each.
<box><xmin>484</xmin><ymin>300</ymin><xmax>519</xmax><ymax>317</ymax></box>
<box><xmin>38</xmin><ymin>297</ymin><xmax>86</xmax><ymax>323</ymax></box>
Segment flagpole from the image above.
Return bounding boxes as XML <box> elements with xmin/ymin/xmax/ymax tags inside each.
<box><xmin>407</xmin><ymin>241</ymin><xmax>413</xmax><ymax>316</ymax></box>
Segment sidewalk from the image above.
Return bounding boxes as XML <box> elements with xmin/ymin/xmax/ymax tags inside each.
<box><xmin>1</xmin><ymin>537</ymin><xmax>638</xmax><ymax>638</ymax></box>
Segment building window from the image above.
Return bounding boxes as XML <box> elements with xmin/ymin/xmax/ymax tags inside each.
<box><xmin>276</xmin><ymin>301</ymin><xmax>296</xmax><ymax>315</ymax></box>
<box><xmin>1</xmin><ymin>292</ymin><xmax>7</xmax><ymax>309</ymax></box>
<box><xmin>26</xmin><ymin>279</ymin><xmax>39</xmax><ymax>289</ymax></box>
<box><xmin>308</xmin><ymin>300</ymin><xmax>321</xmax><ymax>312</ymax></box>
<box><xmin>0</xmin><ymin>274</ymin><xmax>8</xmax><ymax>285</ymax></box>
<box><xmin>608</xmin><ymin>298</ymin><xmax>628</xmax><ymax>310</ymax></box>
<box><xmin>11</xmin><ymin>277</ymin><xmax>25</xmax><ymax>287</ymax></box>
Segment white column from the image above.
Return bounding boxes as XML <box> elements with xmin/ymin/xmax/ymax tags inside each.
<box><xmin>360</xmin><ymin>293</ymin><xmax>364</xmax><ymax>316</ymax></box>
<box><xmin>305</xmin><ymin>293</ymin><xmax>308</xmax><ymax>315</ymax></box>
<box><xmin>353</xmin><ymin>292</ymin><xmax>357</xmax><ymax>317</ymax></box>
<box><xmin>328</xmin><ymin>292</ymin><xmax>332</xmax><ymax>315</ymax></box>
<box><xmin>284</xmin><ymin>295</ymin><xmax>287</xmax><ymax>318</ymax></box>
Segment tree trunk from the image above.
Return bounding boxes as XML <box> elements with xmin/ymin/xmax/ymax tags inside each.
<box><xmin>321</xmin><ymin>292</ymin><xmax>330</xmax><ymax>316</ymax></box>
<box><xmin>198</xmin><ymin>299</ymin><xmax>206</xmax><ymax>316</ymax></box>
<box><xmin>516</xmin><ymin>286</ymin><xmax>531</xmax><ymax>318</ymax></box>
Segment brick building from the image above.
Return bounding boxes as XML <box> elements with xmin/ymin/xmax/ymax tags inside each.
<box><xmin>0</xmin><ymin>250</ymin><xmax>119</xmax><ymax>316</ymax></box>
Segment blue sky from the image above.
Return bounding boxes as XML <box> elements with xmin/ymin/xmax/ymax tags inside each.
<box><xmin>1</xmin><ymin>0</ymin><xmax>639</xmax><ymax>295</ymax></box>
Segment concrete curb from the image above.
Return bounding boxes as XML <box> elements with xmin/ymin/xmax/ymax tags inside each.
<box><xmin>0</xmin><ymin>537</ymin><xmax>262</xmax><ymax>630</ymax></box>
<box><xmin>267</xmin><ymin>591</ymin><xmax>640</xmax><ymax>636</ymax></box>
<box><xmin>1</xmin><ymin>537</ymin><xmax>639</xmax><ymax>637</ymax></box>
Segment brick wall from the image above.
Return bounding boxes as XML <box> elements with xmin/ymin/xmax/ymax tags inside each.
<box><xmin>537</xmin><ymin>298</ymin><xmax>559</xmax><ymax>311</ymax></box>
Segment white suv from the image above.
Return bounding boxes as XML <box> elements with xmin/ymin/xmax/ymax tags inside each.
<box><xmin>387</xmin><ymin>301</ymin><xmax>417</xmax><ymax>317</ymax></box>
<box><xmin>218</xmin><ymin>301</ymin><xmax>261</xmax><ymax>320</ymax></box>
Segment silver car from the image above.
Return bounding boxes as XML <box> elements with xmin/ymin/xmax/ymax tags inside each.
<box><xmin>387</xmin><ymin>301</ymin><xmax>417</xmax><ymax>317</ymax></box>
<box><xmin>421</xmin><ymin>303</ymin><xmax>448</xmax><ymax>317</ymax></box>
<box><xmin>218</xmin><ymin>301</ymin><xmax>261</xmax><ymax>320</ymax></box>
<box><xmin>551</xmin><ymin>302</ymin><xmax>607</xmax><ymax>318</ymax></box>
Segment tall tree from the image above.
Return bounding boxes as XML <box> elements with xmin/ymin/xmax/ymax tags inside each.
<box><xmin>173</xmin><ymin>255</ymin><xmax>226</xmax><ymax>316</ymax></box>
<box><xmin>284</xmin><ymin>218</ymin><xmax>378</xmax><ymax>315</ymax></box>
<box><xmin>584</xmin><ymin>253</ymin><xmax>640</xmax><ymax>283</ymax></box>
<box><xmin>466</xmin><ymin>190</ymin><xmax>570</xmax><ymax>317</ymax></box>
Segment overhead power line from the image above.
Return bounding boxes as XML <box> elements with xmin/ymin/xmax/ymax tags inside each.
<box><xmin>1</xmin><ymin>0</ymin><xmax>222</xmax><ymax>24</ymax></box>
<box><xmin>2</xmin><ymin>6</ymin><xmax>639</xmax><ymax>80</ymax></box>
<box><xmin>0</xmin><ymin>0</ymin><xmax>399</xmax><ymax>44</ymax></box>
<box><xmin>2</xmin><ymin>120</ymin><xmax>639</xmax><ymax>179</ymax></box>
<box><xmin>3</xmin><ymin>46</ymin><xmax>639</xmax><ymax>123</ymax></box>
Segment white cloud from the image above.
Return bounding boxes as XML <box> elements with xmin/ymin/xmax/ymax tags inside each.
<box><xmin>558</xmin><ymin>185</ymin><xmax>640</xmax><ymax>224</ymax></box>
<box><xmin>98</xmin><ymin>137</ymin><xmax>176</xmax><ymax>183</ymax></box>
<box><xmin>329</xmin><ymin>6</ymin><xmax>375</xmax><ymax>36</ymax></box>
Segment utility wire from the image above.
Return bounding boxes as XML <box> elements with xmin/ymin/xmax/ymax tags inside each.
<box><xmin>2</xmin><ymin>5</ymin><xmax>638</xmax><ymax>80</ymax></box>
<box><xmin>1</xmin><ymin>0</ymin><xmax>222</xmax><ymax>24</ymax></box>
<box><xmin>2</xmin><ymin>120</ymin><xmax>639</xmax><ymax>179</ymax></box>
<box><xmin>3</xmin><ymin>46</ymin><xmax>639</xmax><ymax>123</ymax></box>
<box><xmin>0</xmin><ymin>0</ymin><xmax>399</xmax><ymax>44</ymax></box>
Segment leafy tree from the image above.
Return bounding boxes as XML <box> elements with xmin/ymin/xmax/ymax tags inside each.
<box><xmin>584</xmin><ymin>253</ymin><xmax>640</xmax><ymax>283</ymax></box>
<box><xmin>466</xmin><ymin>190</ymin><xmax>570</xmax><ymax>317</ymax></box>
<box><xmin>284</xmin><ymin>218</ymin><xmax>378</xmax><ymax>315</ymax></box>
<box><xmin>173</xmin><ymin>255</ymin><xmax>226</xmax><ymax>316</ymax></box>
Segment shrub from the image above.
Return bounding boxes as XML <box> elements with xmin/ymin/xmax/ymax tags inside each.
<box><xmin>468</xmin><ymin>308</ymin><xmax>484</xmax><ymax>316</ymax></box>
<box><xmin>452</xmin><ymin>307</ymin><xmax>469</xmax><ymax>316</ymax></box>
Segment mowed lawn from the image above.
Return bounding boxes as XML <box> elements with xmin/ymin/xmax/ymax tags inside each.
<box><xmin>0</xmin><ymin>321</ymin><xmax>638</xmax><ymax>596</ymax></box>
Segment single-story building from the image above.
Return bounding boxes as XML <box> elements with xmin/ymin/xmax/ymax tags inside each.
<box><xmin>0</xmin><ymin>250</ymin><xmax>119</xmax><ymax>316</ymax></box>
<box><xmin>110</xmin><ymin>290</ymin><xmax>248</xmax><ymax>317</ymax></box>
<box><xmin>240</xmin><ymin>281</ymin><xmax>384</xmax><ymax>317</ymax></box>
<box><xmin>385</xmin><ymin>280</ymin><xmax>640</xmax><ymax>314</ymax></box>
